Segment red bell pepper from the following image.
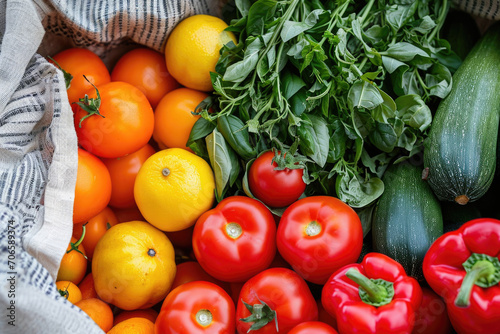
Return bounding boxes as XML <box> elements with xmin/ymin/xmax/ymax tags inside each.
<box><xmin>321</xmin><ymin>252</ymin><xmax>422</xmax><ymax>334</ymax></box>
<box><xmin>423</xmin><ymin>218</ymin><xmax>500</xmax><ymax>334</ymax></box>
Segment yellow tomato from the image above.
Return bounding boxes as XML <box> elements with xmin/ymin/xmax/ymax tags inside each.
<box><xmin>92</xmin><ymin>221</ymin><xmax>176</xmax><ymax>310</ymax></box>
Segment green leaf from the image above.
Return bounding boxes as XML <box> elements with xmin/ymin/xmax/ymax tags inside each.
<box><xmin>206</xmin><ymin>129</ymin><xmax>239</xmax><ymax>200</ymax></box>
<box><xmin>382</xmin><ymin>56</ymin><xmax>408</xmax><ymax>74</ymax></box>
<box><xmin>369</xmin><ymin>121</ymin><xmax>397</xmax><ymax>153</ymax></box>
<box><xmin>386</xmin><ymin>3</ymin><xmax>419</xmax><ymax>34</ymax></box>
<box><xmin>187</xmin><ymin>118</ymin><xmax>216</xmax><ymax>160</ymax></box>
<box><xmin>395</xmin><ymin>95</ymin><xmax>432</xmax><ymax>131</ymax></box>
<box><xmin>384</xmin><ymin>42</ymin><xmax>429</xmax><ymax>62</ymax></box>
<box><xmin>282</xmin><ymin>71</ymin><xmax>306</xmax><ymax>99</ymax></box>
<box><xmin>372</xmin><ymin>89</ymin><xmax>397</xmax><ymax>123</ymax></box>
<box><xmin>336</xmin><ymin>171</ymin><xmax>384</xmax><ymax>208</ymax></box>
<box><xmin>281</xmin><ymin>9</ymin><xmax>324</xmax><ymax>42</ymax></box>
<box><xmin>348</xmin><ymin>80</ymin><xmax>384</xmax><ymax>111</ymax></box>
<box><xmin>224</xmin><ymin>37</ymin><xmax>262</xmax><ymax>83</ymax></box>
<box><xmin>217</xmin><ymin>114</ymin><xmax>256</xmax><ymax>160</ymax></box>
<box><xmin>397</xmin><ymin>127</ymin><xmax>418</xmax><ymax>151</ymax></box>
<box><xmin>364</xmin><ymin>25</ymin><xmax>390</xmax><ymax>46</ymax></box>
<box><xmin>235</xmin><ymin>0</ymin><xmax>252</xmax><ymax>16</ymax></box>
<box><xmin>246</xmin><ymin>0</ymin><xmax>277</xmax><ymax>35</ymax></box>
<box><xmin>425</xmin><ymin>62</ymin><xmax>452</xmax><ymax>98</ymax></box>
<box><xmin>412</xmin><ymin>15</ymin><xmax>436</xmax><ymax>34</ymax></box>
<box><xmin>298</xmin><ymin>115</ymin><xmax>329</xmax><ymax>167</ymax></box>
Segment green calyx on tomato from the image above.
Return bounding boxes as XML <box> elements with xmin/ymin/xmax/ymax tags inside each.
<box><xmin>455</xmin><ymin>253</ymin><xmax>500</xmax><ymax>307</ymax></box>
<box><xmin>47</xmin><ymin>55</ymin><xmax>73</xmax><ymax>89</ymax></box>
<box><xmin>345</xmin><ymin>268</ymin><xmax>395</xmax><ymax>307</ymax></box>
<box><xmin>240</xmin><ymin>297</ymin><xmax>279</xmax><ymax>332</ymax></box>
<box><xmin>67</xmin><ymin>224</ymin><xmax>87</xmax><ymax>260</ymax></box>
<box><xmin>74</xmin><ymin>75</ymin><xmax>105</xmax><ymax>128</ymax></box>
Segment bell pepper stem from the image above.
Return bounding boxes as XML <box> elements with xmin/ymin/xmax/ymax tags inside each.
<box><xmin>346</xmin><ymin>268</ymin><xmax>387</xmax><ymax>304</ymax></box>
<box><xmin>455</xmin><ymin>260</ymin><xmax>496</xmax><ymax>307</ymax></box>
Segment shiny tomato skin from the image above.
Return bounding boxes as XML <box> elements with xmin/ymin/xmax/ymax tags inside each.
<box><xmin>111</xmin><ymin>48</ymin><xmax>179</xmax><ymax>108</ymax></box>
<box><xmin>288</xmin><ymin>321</ymin><xmax>338</xmax><ymax>334</ymax></box>
<box><xmin>236</xmin><ymin>267</ymin><xmax>318</xmax><ymax>334</ymax></box>
<box><xmin>74</xmin><ymin>81</ymin><xmax>154</xmax><ymax>158</ymax></box>
<box><xmin>155</xmin><ymin>281</ymin><xmax>235</xmax><ymax>334</ymax></box>
<box><xmin>192</xmin><ymin>196</ymin><xmax>276</xmax><ymax>282</ymax></box>
<box><xmin>248</xmin><ymin>150</ymin><xmax>306</xmax><ymax>208</ymax></box>
<box><xmin>101</xmin><ymin>143</ymin><xmax>156</xmax><ymax>208</ymax></box>
<box><xmin>276</xmin><ymin>196</ymin><xmax>363</xmax><ymax>285</ymax></box>
<box><xmin>49</xmin><ymin>48</ymin><xmax>111</xmax><ymax>105</ymax></box>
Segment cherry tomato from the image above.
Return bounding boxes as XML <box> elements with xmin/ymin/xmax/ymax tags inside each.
<box><xmin>277</xmin><ymin>196</ymin><xmax>363</xmax><ymax>284</ymax></box>
<box><xmin>101</xmin><ymin>143</ymin><xmax>156</xmax><ymax>208</ymax></box>
<box><xmin>73</xmin><ymin>148</ymin><xmax>112</xmax><ymax>224</ymax></box>
<box><xmin>192</xmin><ymin>196</ymin><xmax>276</xmax><ymax>282</ymax></box>
<box><xmin>73</xmin><ymin>206</ymin><xmax>119</xmax><ymax>259</ymax></box>
<box><xmin>413</xmin><ymin>287</ymin><xmax>453</xmax><ymax>334</ymax></box>
<box><xmin>288</xmin><ymin>321</ymin><xmax>338</xmax><ymax>334</ymax></box>
<box><xmin>248</xmin><ymin>150</ymin><xmax>306</xmax><ymax>208</ymax></box>
<box><xmin>74</xmin><ymin>81</ymin><xmax>154</xmax><ymax>158</ymax></box>
<box><xmin>57</xmin><ymin>236</ymin><xmax>87</xmax><ymax>285</ymax></box>
<box><xmin>236</xmin><ymin>267</ymin><xmax>318</xmax><ymax>334</ymax></box>
<box><xmin>49</xmin><ymin>48</ymin><xmax>110</xmax><ymax>105</ymax></box>
<box><xmin>111</xmin><ymin>48</ymin><xmax>179</xmax><ymax>108</ymax></box>
<box><xmin>155</xmin><ymin>281</ymin><xmax>235</xmax><ymax>334</ymax></box>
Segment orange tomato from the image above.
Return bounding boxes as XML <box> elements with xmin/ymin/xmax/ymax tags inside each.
<box><xmin>49</xmin><ymin>48</ymin><xmax>110</xmax><ymax>105</ymax></box>
<box><xmin>153</xmin><ymin>88</ymin><xmax>208</xmax><ymax>151</ymax></box>
<box><xmin>111</xmin><ymin>48</ymin><xmax>179</xmax><ymax>108</ymax></box>
<box><xmin>73</xmin><ymin>206</ymin><xmax>119</xmax><ymax>259</ymax></box>
<box><xmin>108</xmin><ymin>317</ymin><xmax>155</xmax><ymax>334</ymax></box>
<box><xmin>113</xmin><ymin>308</ymin><xmax>158</xmax><ymax>326</ymax></box>
<box><xmin>56</xmin><ymin>281</ymin><xmax>82</xmax><ymax>304</ymax></box>
<box><xmin>73</xmin><ymin>148</ymin><xmax>112</xmax><ymax>224</ymax></box>
<box><xmin>101</xmin><ymin>144</ymin><xmax>156</xmax><ymax>209</ymax></box>
<box><xmin>78</xmin><ymin>273</ymin><xmax>99</xmax><ymax>300</ymax></box>
<box><xmin>57</xmin><ymin>236</ymin><xmax>87</xmax><ymax>285</ymax></box>
<box><xmin>74</xmin><ymin>81</ymin><xmax>154</xmax><ymax>158</ymax></box>
<box><xmin>170</xmin><ymin>261</ymin><xmax>230</xmax><ymax>294</ymax></box>
<box><xmin>113</xmin><ymin>205</ymin><xmax>145</xmax><ymax>223</ymax></box>
<box><xmin>75</xmin><ymin>298</ymin><xmax>114</xmax><ymax>332</ymax></box>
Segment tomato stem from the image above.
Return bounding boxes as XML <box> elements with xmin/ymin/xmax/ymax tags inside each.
<box><xmin>47</xmin><ymin>55</ymin><xmax>73</xmax><ymax>90</ymax></box>
<box><xmin>74</xmin><ymin>75</ymin><xmax>105</xmax><ymax>128</ymax></box>
<box><xmin>67</xmin><ymin>225</ymin><xmax>87</xmax><ymax>259</ymax></box>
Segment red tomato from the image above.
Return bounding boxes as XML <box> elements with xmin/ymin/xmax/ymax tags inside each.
<box><xmin>236</xmin><ymin>267</ymin><xmax>318</xmax><ymax>334</ymax></box>
<box><xmin>49</xmin><ymin>48</ymin><xmax>110</xmax><ymax>105</ymax></box>
<box><xmin>155</xmin><ymin>281</ymin><xmax>235</xmax><ymax>334</ymax></box>
<box><xmin>165</xmin><ymin>226</ymin><xmax>194</xmax><ymax>250</ymax></box>
<box><xmin>248</xmin><ymin>150</ymin><xmax>306</xmax><ymax>207</ymax></box>
<box><xmin>170</xmin><ymin>261</ymin><xmax>230</xmax><ymax>294</ymax></box>
<box><xmin>101</xmin><ymin>143</ymin><xmax>156</xmax><ymax>208</ymax></box>
<box><xmin>111</xmin><ymin>48</ymin><xmax>179</xmax><ymax>108</ymax></box>
<box><xmin>288</xmin><ymin>321</ymin><xmax>338</xmax><ymax>334</ymax></box>
<box><xmin>412</xmin><ymin>287</ymin><xmax>453</xmax><ymax>334</ymax></box>
<box><xmin>74</xmin><ymin>81</ymin><xmax>154</xmax><ymax>158</ymax></box>
<box><xmin>277</xmin><ymin>196</ymin><xmax>363</xmax><ymax>284</ymax></box>
<box><xmin>192</xmin><ymin>196</ymin><xmax>277</xmax><ymax>282</ymax></box>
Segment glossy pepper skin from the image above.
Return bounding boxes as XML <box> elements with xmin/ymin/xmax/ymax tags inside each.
<box><xmin>423</xmin><ymin>218</ymin><xmax>500</xmax><ymax>334</ymax></box>
<box><xmin>321</xmin><ymin>252</ymin><xmax>422</xmax><ymax>334</ymax></box>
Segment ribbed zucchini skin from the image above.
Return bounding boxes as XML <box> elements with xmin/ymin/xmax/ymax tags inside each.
<box><xmin>424</xmin><ymin>23</ymin><xmax>500</xmax><ymax>204</ymax></box>
<box><xmin>372</xmin><ymin>162</ymin><xmax>443</xmax><ymax>281</ymax></box>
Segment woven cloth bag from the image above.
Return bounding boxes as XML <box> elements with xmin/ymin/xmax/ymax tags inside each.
<box><xmin>0</xmin><ymin>0</ymin><xmax>497</xmax><ymax>333</ymax></box>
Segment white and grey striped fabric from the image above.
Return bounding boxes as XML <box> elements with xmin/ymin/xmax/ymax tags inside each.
<box><xmin>0</xmin><ymin>0</ymin><xmax>498</xmax><ymax>333</ymax></box>
<box><xmin>0</xmin><ymin>1</ymin><xmax>218</xmax><ymax>333</ymax></box>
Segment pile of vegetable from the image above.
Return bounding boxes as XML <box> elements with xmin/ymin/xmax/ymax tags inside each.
<box><xmin>189</xmin><ymin>0</ymin><xmax>461</xmax><ymax>213</ymax></box>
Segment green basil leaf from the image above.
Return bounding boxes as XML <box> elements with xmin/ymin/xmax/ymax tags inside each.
<box><xmin>384</xmin><ymin>42</ymin><xmax>430</xmax><ymax>62</ymax></box>
<box><xmin>412</xmin><ymin>15</ymin><xmax>436</xmax><ymax>34</ymax></box>
<box><xmin>217</xmin><ymin>114</ymin><xmax>257</xmax><ymax>160</ymax></box>
<box><xmin>348</xmin><ymin>80</ymin><xmax>384</xmax><ymax>110</ymax></box>
<box><xmin>382</xmin><ymin>56</ymin><xmax>408</xmax><ymax>74</ymax></box>
<box><xmin>298</xmin><ymin>115</ymin><xmax>329</xmax><ymax>167</ymax></box>
<box><xmin>369</xmin><ymin>121</ymin><xmax>397</xmax><ymax>153</ymax></box>
<box><xmin>397</xmin><ymin>127</ymin><xmax>418</xmax><ymax>151</ymax></box>
<box><xmin>372</xmin><ymin>89</ymin><xmax>397</xmax><ymax>123</ymax></box>
<box><xmin>206</xmin><ymin>129</ymin><xmax>239</xmax><ymax>200</ymax></box>
<box><xmin>386</xmin><ymin>3</ymin><xmax>418</xmax><ymax>34</ymax></box>
<box><xmin>335</xmin><ymin>172</ymin><xmax>384</xmax><ymax>208</ymax></box>
<box><xmin>364</xmin><ymin>25</ymin><xmax>390</xmax><ymax>46</ymax></box>
<box><xmin>425</xmin><ymin>62</ymin><xmax>452</xmax><ymax>98</ymax></box>
<box><xmin>281</xmin><ymin>9</ymin><xmax>323</xmax><ymax>42</ymax></box>
<box><xmin>246</xmin><ymin>0</ymin><xmax>277</xmax><ymax>36</ymax></box>
<box><xmin>352</xmin><ymin>109</ymin><xmax>373</xmax><ymax>139</ymax></box>
<box><xmin>282</xmin><ymin>71</ymin><xmax>306</xmax><ymax>99</ymax></box>
<box><xmin>290</xmin><ymin>88</ymin><xmax>307</xmax><ymax>116</ymax></box>
<box><xmin>224</xmin><ymin>37</ymin><xmax>262</xmax><ymax>83</ymax></box>
<box><xmin>235</xmin><ymin>0</ymin><xmax>252</xmax><ymax>17</ymax></box>
<box><xmin>395</xmin><ymin>94</ymin><xmax>432</xmax><ymax>131</ymax></box>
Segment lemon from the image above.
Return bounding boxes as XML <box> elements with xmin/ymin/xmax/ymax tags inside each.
<box><xmin>134</xmin><ymin>148</ymin><xmax>215</xmax><ymax>231</ymax></box>
<box><xmin>164</xmin><ymin>14</ymin><xmax>236</xmax><ymax>92</ymax></box>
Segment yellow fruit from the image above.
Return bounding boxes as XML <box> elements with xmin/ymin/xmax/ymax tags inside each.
<box><xmin>56</xmin><ymin>281</ymin><xmax>82</xmax><ymax>304</ymax></box>
<box><xmin>108</xmin><ymin>317</ymin><xmax>155</xmax><ymax>334</ymax></box>
<box><xmin>164</xmin><ymin>14</ymin><xmax>236</xmax><ymax>92</ymax></box>
<box><xmin>134</xmin><ymin>148</ymin><xmax>215</xmax><ymax>232</ymax></box>
<box><xmin>92</xmin><ymin>221</ymin><xmax>176</xmax><ymax>310</ymax></box>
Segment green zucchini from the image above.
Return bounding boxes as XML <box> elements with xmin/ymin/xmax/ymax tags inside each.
<box><xmin>424</xmin><ymin>22</ymin><xmax>500</xmax><ymax>205</ymax></box>
<box><xmin>372</xmin><ymin>161</ymin><xmax>443</xmax><ymax>281</ymax></box>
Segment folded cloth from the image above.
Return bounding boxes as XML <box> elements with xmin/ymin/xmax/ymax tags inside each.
<box><xmin>0</xmin><ymin>1</ymin><xmax>218</xmax><ymax>333</ymax></box>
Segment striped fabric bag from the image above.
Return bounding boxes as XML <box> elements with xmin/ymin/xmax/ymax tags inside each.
<box><xmin>0</xmin><ymin>0</ymin><xmax>497</xmax><ymax>333</ymax></box>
